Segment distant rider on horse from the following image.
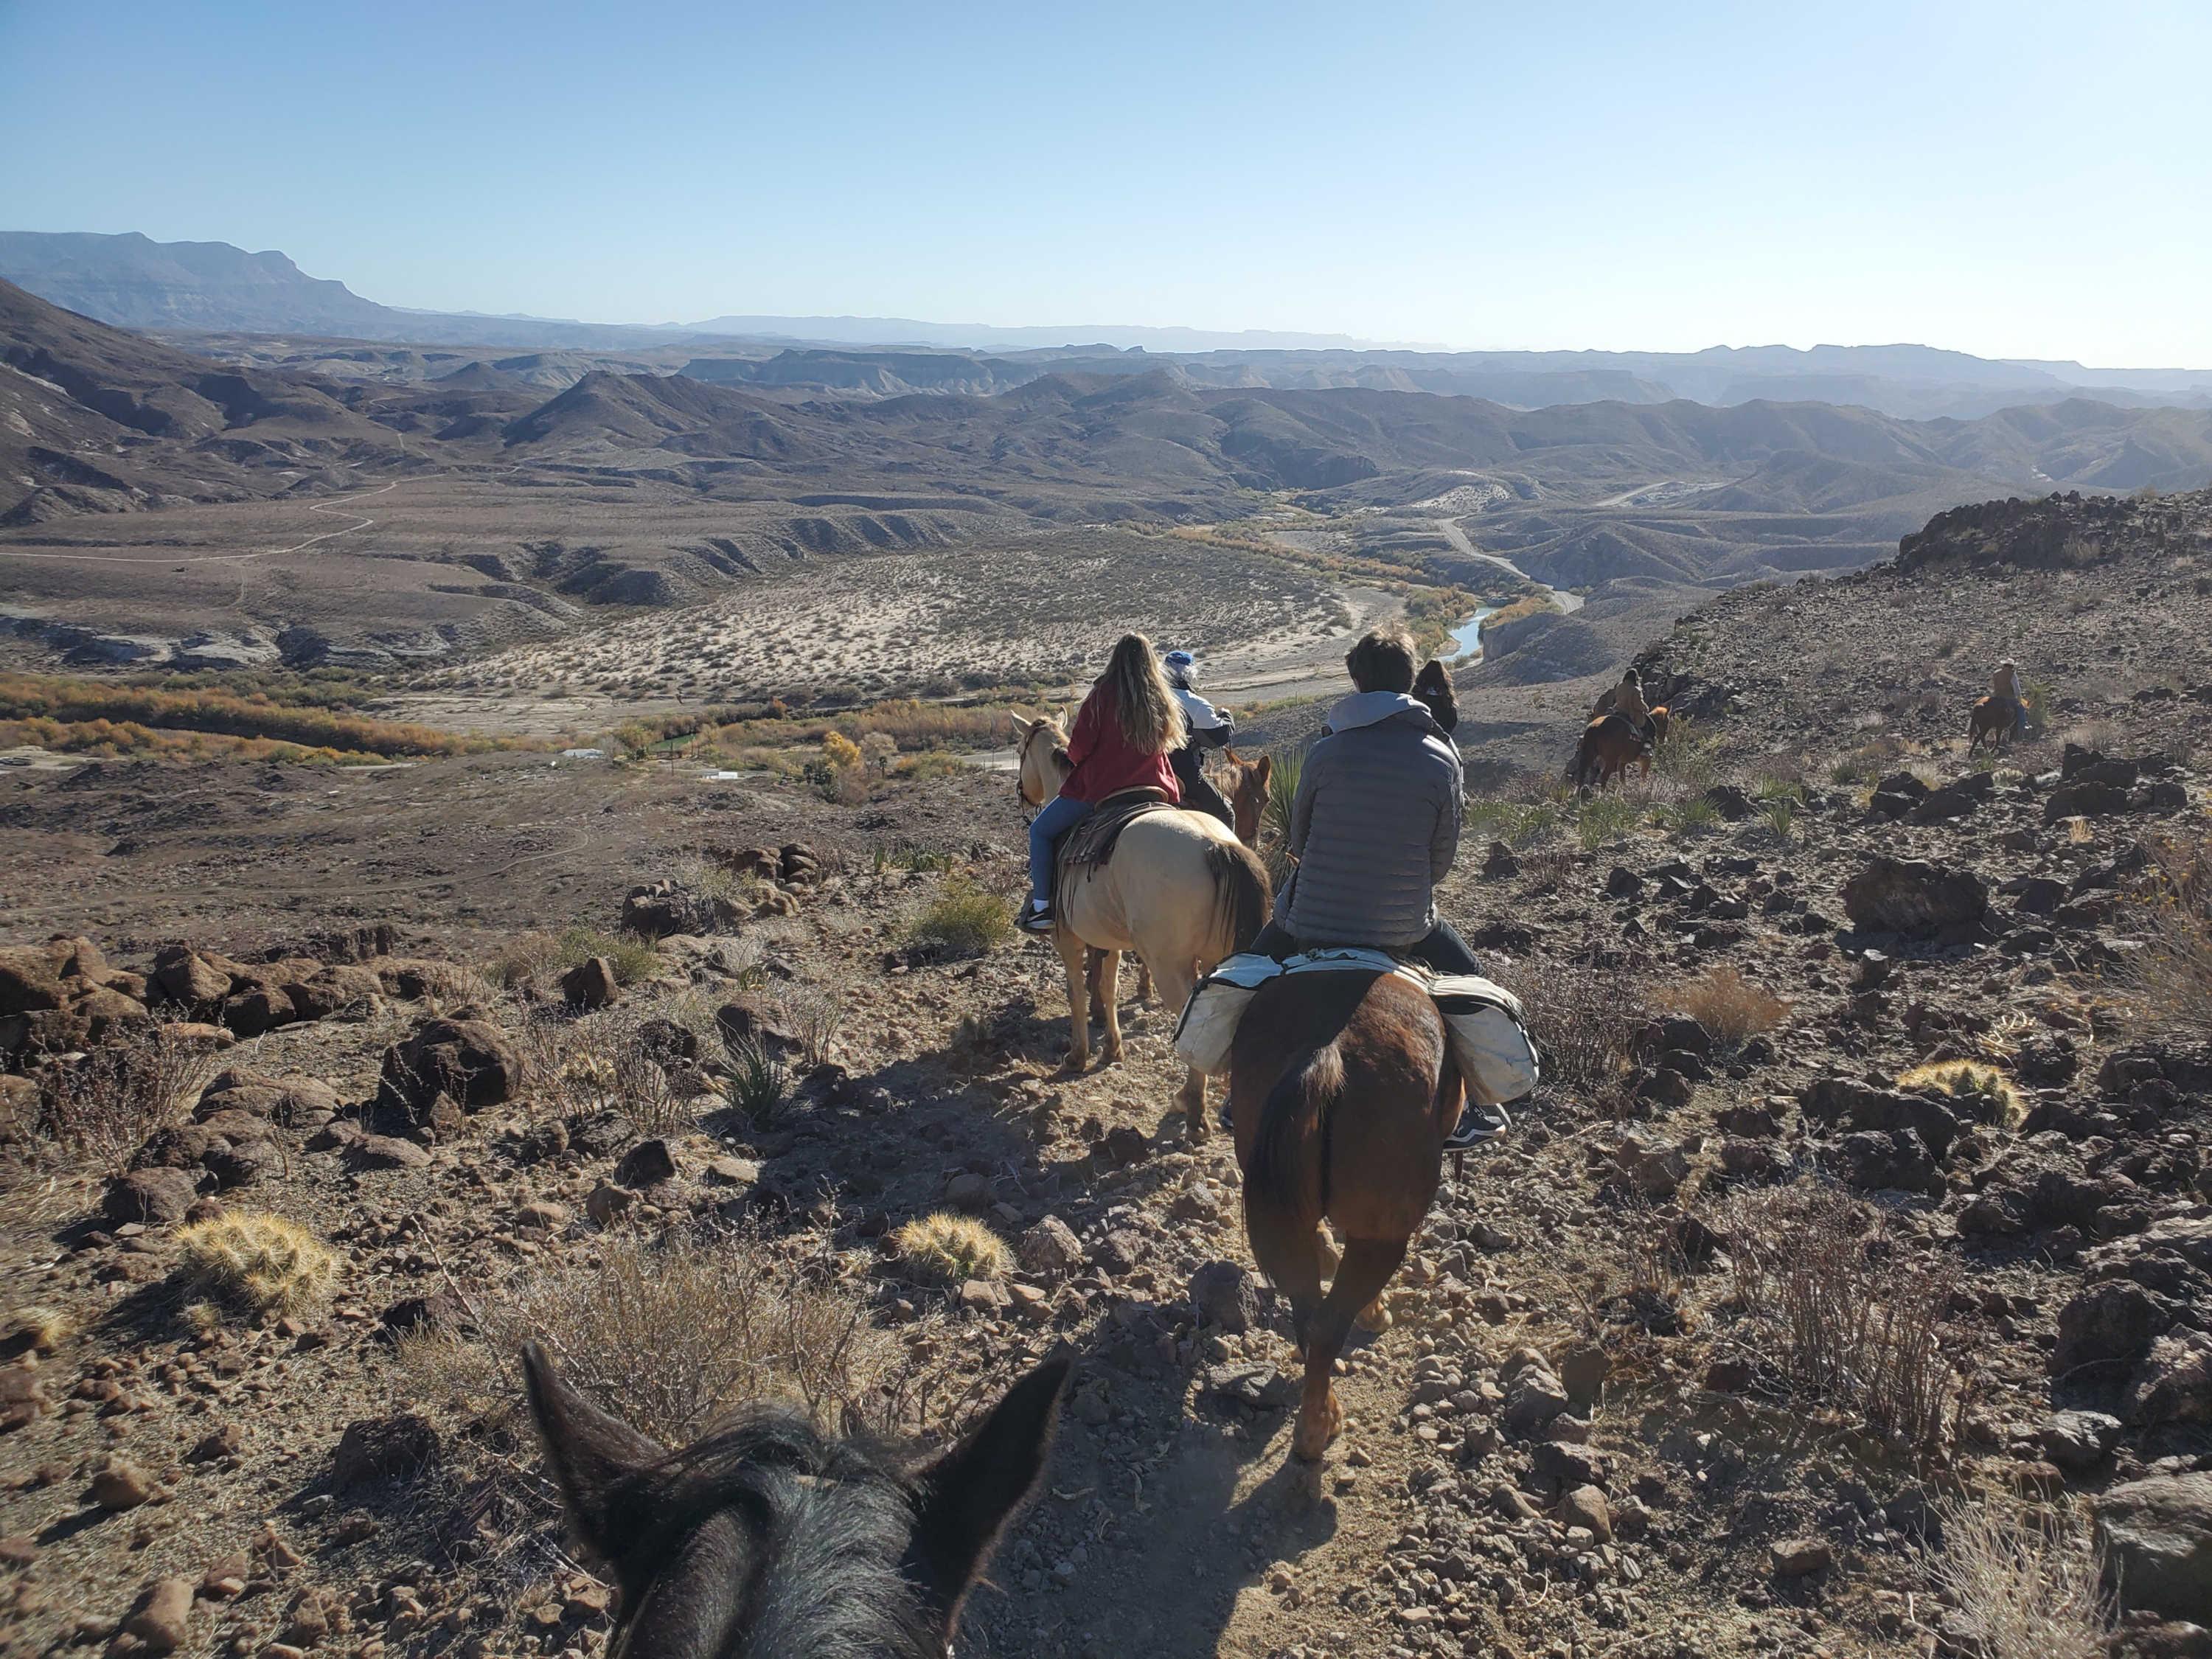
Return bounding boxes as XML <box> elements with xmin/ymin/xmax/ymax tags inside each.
<box><xmin>1163</xmin><ymin>649</ymin><xmax>1236</xmax><ymax>830</ymax></box>
<box><xmin>1991</xmin><ymin>658</ymin><xmax>2028</xmax><ymax>738</ymax></box>
<box><xmin>1019</xmin><ymin>634</ymin><xmax>1184</xmax><ymax>935</ymax></box>
<box><xmin>1590</xmin><ymin>667</ymin><xmax>1654</xmax><ymax>742</ymax></box>
<box><xmin>1242</xmin><ymin>625</ymin><xmax>1506</xmax><ymax>1146</ymax></box>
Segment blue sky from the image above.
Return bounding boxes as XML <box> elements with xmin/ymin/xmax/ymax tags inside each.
<box><xmin>4</xmin><ymin>0</ymin><xmax>2207</xmax><ymax>364</ymax></box>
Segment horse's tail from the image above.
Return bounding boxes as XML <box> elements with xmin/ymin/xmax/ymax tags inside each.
<box><xmin>1203</xmin><ymin>836</ymin><xmax>1270</xmax><ymax>957</ymax></box>
<box><xmin>1245</xmin><ymin>1040</ymin><xmax>1344</xmax><ymax>1228</ymax></box>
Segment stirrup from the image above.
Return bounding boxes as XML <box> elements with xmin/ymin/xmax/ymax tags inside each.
<box><xmin>1017</xmin><ymin>898</ymin><xmax>1055</xmax><ymax>936</ymax></box>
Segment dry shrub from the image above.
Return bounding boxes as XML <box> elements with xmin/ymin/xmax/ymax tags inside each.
<box><xmin>1494</xmin><ymin>953</ymin><xmax>1644</xmax><ymax>1095</ymax></box>
<box><xmin>1716</xmin><ymin>1185</ymin><xmax>1958</xmax><ymax>1451</ymax></box>
<box><xmin>776</xmin><ymin>984</ymin><xmax>846</xmax><ymax>1069</ymax></box>
<box><xmin>1897</xmin><ymin>1059</ymin><xmax>2028</xmax><ymax>1127</ymax></box>
<box><xmin>2113</xmin><ymin>830</ymin><xmax>2212</xmax><ymax>1043</ymax></box>
<box><xmin>177</xmin><ymin>1212</ymin><xmax>340</xmax><ymax>1315</ymax></box>
<box><xmin>4</xmin><ymin>1305</ymin><xmax>72</xmax><ymax>1354</ymax></box>
<box><xmin>893</xmin><ymin>1214</ymin><xmax>1011</xmax><ymax>1284</ymax></box>
<box><xmin>1666</xmin><ymin>964</ymin><xmax>1792</xmax><ymax>1046</ymax></box>
<box><xmin>1925</xmin><ymin>1495</ymin><xmax>2112</xmax><ymax>1659</ymax></box>
<box><xmin>537</xmin><ymin>1007</ymin><xmax>691</xmax><ymax>1138</ymax></box>
<box><xmin>905</xmin><ymin>876</ymin><xmax>1012</xmax><ymax>956</ymax></box>
<box><xmin>492</xmin><ymin>925</ymin><xmax>658</xmax><ymax>992</ymax></box>
<box><xmin>38</xmin><ymin>1026</ymin><xmax>221</xmax><ymax>1175</ymax></box>
<box><xmin>397</xmin><ymin>1224</ymin><xmax>903</xmax><ymax>1447</ymax></box>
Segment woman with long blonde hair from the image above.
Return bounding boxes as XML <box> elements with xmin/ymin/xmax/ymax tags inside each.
<box><xmin>1020</xmin><ymin>633</ymin><xmax>1186</xmax><ymax>933</ymax></box>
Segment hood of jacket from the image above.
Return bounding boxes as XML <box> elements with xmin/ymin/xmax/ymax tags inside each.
<box><xmin>1325</xmin><ymin>690</ymin><xmax>1433</xmax><ymax>734</ymax></box>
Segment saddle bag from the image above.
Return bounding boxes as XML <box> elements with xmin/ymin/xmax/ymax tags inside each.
<box><xmin>1430</xmin><ymin>975</ymin><xmax>1541</xmax><ymax>1105</ymax></box>
<box><xmin>1171</xmin><ymin>951</ymin><xmax>1283</xmax><ymax>1077</ymax></box>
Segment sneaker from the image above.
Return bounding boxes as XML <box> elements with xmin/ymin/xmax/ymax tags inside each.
<box><xmin>1017</xmin><ymin>897</ymin><xmax>1055</xmax><ymax>936</ymax></box>
<box><xmin>1444</xmin><ymin>1099</ymin><xmax>1512</xmax><ymax>1150</ymax></box>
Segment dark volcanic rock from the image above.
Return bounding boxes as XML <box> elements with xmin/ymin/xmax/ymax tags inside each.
<box><xmin>1841</xmin><ymin>858</ymin><xmax>1987</xmax><ymax>937</ymax></box>
<box><xmin>378</xmin><ymin>1018</ymin><xmax>521</xmax><ymax>1118</ymax></box>
<box><xmin>2096</xmin><ymin>1473</ymin><xmax>2212</xmax><ymax>1624</ymax></box>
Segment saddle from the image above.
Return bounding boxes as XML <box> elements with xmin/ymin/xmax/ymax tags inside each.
<box><xmin>1056</xmin><ymin>787</ymin><xmax>1175</xmax><ymax>876</ymax></box>
<box><xmin>1172</xmin><ymin>948</ymin><xmax>1540</xmax><ymax>1105</ymax></box>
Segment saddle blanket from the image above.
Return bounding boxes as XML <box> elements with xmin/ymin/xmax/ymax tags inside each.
<box><xmin>1172</xmin><ymin>948</ymin><xmax>1541</xmax><ymax>1105</ymax></box>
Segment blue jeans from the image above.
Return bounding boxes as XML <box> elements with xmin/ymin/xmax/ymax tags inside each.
<box><xmin>1027</xmin><ymin>796</ymin><xmax>1088</xmax><ymax>902</ymax></box>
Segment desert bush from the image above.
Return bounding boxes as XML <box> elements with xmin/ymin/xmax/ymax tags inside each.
<box><xmin>177</xmin><ymin>1213</ymin><xmax>340</xmax><ymax>1315</ymax></box>
<box><xmin>396</xmin><ymin>1224</ymin><xmax>902</xmax><ymax>1446</ymax></box>
<box><xmin>1896</xmin><ymin>1059</ymin><xmax>2026</xmax><ymax>1127</ymax></box>
<box><xmin>1759</xmin><ymin>795</ymin><xmax>1797</xmax><ymax>841</ymax></box>
<box><xmin>1493</xmin><ymin>954</ymin><xmax>1644</xmax><ymax>1094</ymax></box>
<box><xmin>803</xmin><ymin>730</ymin><xmax>871</xmax><ymax>804</ymax></box>
<box><xmin>721</xmin><ymin>1037</ymin><xmax>788</xmax><ymax>1126</ymax></box>
<box><xmin>1262</xmin><ymin>745</ymin><xmax>1304</xmax><ymax>888</ymax></box>
<box><xmin>1653</xmin><ymin>728</ymin><xmax>1724</xmax><ymax>794</ymax></box>
<box><xmin>1665</xmin><ymin>965</ymin><xmax>1791</xmax><ymax>1046</ymax></box>
<box><xmin>1576</xmin><ymin>795</ymin><xmax>1641</xmax><ymax>851</ymax></box>
<box><xmin>905</xmin><ymin>876</ymin><xmax>1012</xmax><ymax>956</ymax></box>
<box><xmin>1924</xmin><ymin>1496</ymin><xmax>2111</xmax><ymax>1659</ymax></box>
<box><xmin>551</xmin><ymin>1009</ymin><xmax>690</xmax><ymax>1138</ymax></box>
<box><xmin>893</xmin><ymin>1214</ymin><xmax>1012</xmax><ymax>1284</ymax></box>
<box><xmin>776</xmin><ymin>984</ymin><xmax>845</xmax><ymax>1069</ymax></box>
<box><xmin>3</xmin><ymin>1306</ymin><xmax>72</xmax><ymax>1354</ymax></box>
<box><xmin>1467</xmin><ymin>797</ymin><xmax>1563</xmax><ymax>850</ymax></box>
<box><xmin>2113</xmin><ymin>830</ymin><xmax>2212</xmax><ymax>1043</ymax></box>
<box><xmin>493</xmin><ymin>925</ymin><xmax>659</xmax><ymax>991</ymax></box>
<box><xmin>1715</xmin><ymin>1185</ymin><xmax>1958</xmax><ymax>1451</ymax></box>
<box><xmin>1653</xmin><ymin>795</ymin><xmax>1719</xmax><ymax>835</ymax></box>
<box><xmin>38</xmin><ymin>1026</ymin><xmax>221</xmax><ymax>1175</ymax></box>
<box><xmin>0</xmin><ymin>671</ymin><xmax>499</xmax><ymax>759</ymax></box>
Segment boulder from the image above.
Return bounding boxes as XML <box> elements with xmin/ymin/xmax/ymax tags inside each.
<box><xmin>1834</xmin><ymin>1130</ymin><xmax>1942</xmax><ymax>1196</ymax></box>
<box><xmin>1770</xmin><ymin>1537</ymin><xmax>1833</xmax><ymax>1578</ymax></box>
<box><xmin>220</xmin><ymin>986</ymin><xmax>296</xmax><ymax>1038</ymax></box>
<box><xmin>1189</xmin><ymin>1262</ymin><xmax>1262</xmax><ymax>1334</ymax></box>
<box><xmin>2124</xmin><ymin>1333</ymin><xmax>2212</xmax><ymax>1427</ymax></box>
<box><xmin>2096</xmin><ymin>1473</ymin><xmax>2212</xmax><ymax>1624</ymax></box>
<box><xmin>102</xmin><ymin>1168</ymin><xmax>200</xmax><ymax>1227</ymax></box>
<box><xmin>2037</xmin><ymin>1409</ymin><xmax>2121</xmax><ymax>1471</ymax></box>
<box><xmin>1501</xmin><ymin>1352</ymin><xmax>1571</xmax><ymax>1436</ymax></box>
<box><xmin>1559</xmin><ymin>1485</ymin><xmax>1613</xmax><ymax>1543</ymax></box>
<box><xmin>2045</xmin><ymin>780</ymin><xmax>2131</xmax><ymax>821</ymax></box>
<box><xmin>378</xmin><ymin>1018</ymin><xmax>521</xmax><ymax>1117</ymax></box>
<box><xmin>1018</xmin><ymin>1215</ymin><xmax>1084</xmax><ymax>1281</ymax></box>
<box><xmin>287</xmin><ymin>965</ymin><xmax>383</xmax><ymax>1020</ymax></box>
<box><xmin>2053</xmin><ymin>1280</ymin><xmax>2171</xmax><ymax>1374</ymax></box>
<box><xmin>1842</xmin><ymin>858</ymin><xmax>1988</xmax><ymax>937</ymax></box>
<box><xmin>613</xmin><ymin>1138</ymin><xmax>679</xmax><ymax>1188</ymax></box>
<box><xmin>0</xmin><ymin>947</ymin><xmax>63</xmax><ymax>1016</ymax></box>
<box><xmin>1610</xmin><ymin>1130</ymin><xmax>1688</xmax><ymax>1200</ymax></box>
<box><xmin>122</xmin><ymin>1577</ymin><xmax>193</xmax><ymax>1655</ymax></box>
<box><xmin>151</xmin><ymin>947</ymin><xmax>234</xmax><ymax>1007</ymax></box>
<box><xmin>560</xmin><ymin>956</ymin><xmax>619</xmax><ymax>1010</ymax></box>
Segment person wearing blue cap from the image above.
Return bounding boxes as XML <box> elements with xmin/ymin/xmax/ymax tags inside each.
<box><xmin>1162</xmin><ymin>650</ymin><xmax>1235</xmax><ymax>829</ymax></box>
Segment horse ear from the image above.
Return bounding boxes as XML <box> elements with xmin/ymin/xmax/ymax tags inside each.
<box><xmin>1010</xmin><ymin>714</ymin><xmax>1032</xmax><ymax>740</ymax></box>
<box><xmin>1256</xmin><ymin>754</ymin><xmax>1273</xmax><ymax>788</ymax></box>
<box><xmin>522</xmin><ymin>1340</ymin><xmax>665</xmax><ymax>1560</ymax></box>
<box><xmin>908</xmin><ymin>1356</ymin><xmax>1071</xmax><ymax>1625</ymax></box>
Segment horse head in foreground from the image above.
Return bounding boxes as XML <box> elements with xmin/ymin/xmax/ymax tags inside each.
<box><xmin>1222</xmin><ymin>748</ymin><xmax>1273</xmax><ymax>847</ymax></box>
<box><xmin>524</xmin><ymin>1342</ymin><xmax>1071</xmax><ymax>1658</ymax></box>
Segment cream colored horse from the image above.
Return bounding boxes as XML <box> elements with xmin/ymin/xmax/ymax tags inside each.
<box><xmin>1013</xmin><ymin>713</ymin><xmax>1270</xmax><ymax>1140</ymax></box>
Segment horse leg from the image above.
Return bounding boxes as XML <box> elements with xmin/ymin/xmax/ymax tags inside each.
<box><xmin>1096</xmin><ymin>948</ymin><xmax>1124</xmax><ymax>1064</ymax></box>
<box><xmin>1155</xmin><ymin>961</ymin><xmax>1207</xmax><ymax>1141</ymax></box>
<box><xmin>1293</xmin><ymin>1235</ymin><xmax>1408</xmax><ymax>1462</ymax></box>
<box><xmin>1134</xmin><ymin>959</ymin><xmax>1153</xmax><ymax>1004</ymax></box>
<box><xmin>1054</xmin><ymin>927</ymin><xmax>1091</xmax><ymax>1072</ymax></box>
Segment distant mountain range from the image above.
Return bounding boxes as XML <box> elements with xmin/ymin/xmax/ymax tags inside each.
<box><xmin>6</xmin><ymin>232</ymin><xmax>2211</xmax><ymax>423</ymax></box>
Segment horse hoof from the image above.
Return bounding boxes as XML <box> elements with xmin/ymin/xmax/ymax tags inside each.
<box><xmin>1292</xmin><ymin>1394</ymin><xmax>1343</xmax><ymax>1461</ymax></box>
<box><xmin>1100</xmin><ymin>1041</ymin><xmax>1123</xmax><ymax>1065</ymax></box>
<box><xmin>1355</xmin><ymin>1298</ymin><xmax>1393</xmax><ymax>1335</ymax></box>
<box><xmin>1060</xmin><ymin>1049</ymin><xmax>1087</xmax><ymax>1074</ymax></box>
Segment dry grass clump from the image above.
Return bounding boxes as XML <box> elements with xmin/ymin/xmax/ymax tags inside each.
<box><xmin>2112</xmin><ymin>830</ymin><xmax>2212</xmax><ymax>1043</ymax></box>
<box><xmin>397</xmin><ymin>1224</ymin><xmax>901</xmax><ymax>1447</ymax></box>
<box><xmin>892</xmin><ymin>1214</ymin><xmax>1012</xmax><ymax>1284</ymax></box>
<box><xmin>1898</xmin><ymin>1059</ymin><xmax>2028</xmax><ymax>1127</ymax></box>
<box><xmin>1666</xmin><ymin>965</ymin><xmax>1792</xmax><ymax>1046</ymax></box>
<box><xmin>38</xmin><ymin>1026</ymin><xmax>222</xmax><ymax>1175</ymax></box>
<box><xmin>492</xmin><ymin>924</ymin><xmax>660</xmax><ymax>992</ymax></box>
<box><xmin>905</xmin><ymin>877</ymin><xmax>1012</xmax><ymax>956</ymax></box>
<box><xmin>1716</xmin><ymin>1185</ymin><xmax>1958</xmax><ymax>1452</ymax></box>
<box><xmin>1924</xmin><ymin>1496</ymin><xmax>2112</xmax><ymax>1659</ymax></box>
<box><xmin>533</xmin><ymin>1006</ymin><xmax>692</xmax><ymax>1138</ymax></box>
<box><xmin>177</xmin><ymin>1213</ymin><xmax>340</xmax><ymax>1315</ymax></box>
<box><xmin>4</xmin><ymin>1306</ymin><xmax>73</xmax><ymax>1354</ymax></box>
<box><xmin>776</xmin><ymin>984</ymin><xmax>846</xmax><ymax>1069</ymax></box>
<box><xmin>1494</xmin><ymin>954</ymin><xmax>1644</xmax><ymax>1095</ymax></box>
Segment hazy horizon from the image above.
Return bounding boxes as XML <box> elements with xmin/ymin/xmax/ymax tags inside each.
<box><xmin>5</xmin><ymin>0</ymin><xmax>2208</xmax><ymax>367</ymax></box>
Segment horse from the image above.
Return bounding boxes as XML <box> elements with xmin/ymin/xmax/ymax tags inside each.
<box><xmin>1222</xmin><ymin>748</ymin><xmax>1274</xmax><ymax>849</ymax></box>
<box><xmin>1229</xmin><ymin>970</ymin><xmax>1458</xmax><ymax>1461</ymax></box>
<box><xmin>1014</xmin><ymin>714</ymin><xmax>1270</xmax><ymax>1138</ymax></box>
<box><xmin>524</xmin><ymin>1342</ymin><xmax>1070</xmax><ymax>1658</ymax></box>
<box><xmin>1967</xmin><ymin>695</ymin><xmax>2017</xmax><ymax>755</ymax></box>
<box><xmin>1570</xmin><ymin>703</ymin><xmax>1669</xmax><ymax>789</ymax></box>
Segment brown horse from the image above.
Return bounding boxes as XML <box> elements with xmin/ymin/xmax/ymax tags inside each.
<box><xmin>1222</xmin><ymin>748</ymin><xmax>1274</xmax><ymax>847</ymax></box>
<box><xmin>1967</xmin><ymin>695</ymin><xmax>2017</xmax><ymax>755</ymax></box>
<box><xmin>524</xmin><ymin>1341</ymin><xmax>1070</xmax><ymax>1658</ymax></box>
<box><xmin>1570</xmin><ymin>703</ymin><xmax>1670</xmax><ymax>788</ymax></box>
<box><xmin>1015</xmin><ymin>714</ymin><xmax>1270</xmax><ymax>1135</ymax></box>
<box><xmin>1230</xmin><ymin>970</ymin><xmax>1459</xmax><ymax>1461</ymax></box>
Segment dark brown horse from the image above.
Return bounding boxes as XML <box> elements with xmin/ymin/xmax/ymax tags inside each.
<box><xmin>1222</xmin><ymin>748</ymin><xmax>1274</xmax><ymax>848</ymax></box>
<box><xmin>525</xmin><ymin>1342</ymin><xmax>1069</xmax><ymax>1658</ymax></box>
<box><xmin>1229</xmin><ymin>971</ymin><xmax>1458</xmax><ymax>1461</ymax></box>
<box><xmin>1967</xmin><ymin>695</ymin><xmax>2016</xmax><ymax>755</ymax></box>
<box><xmin>1570</xmin><ymin>703</ymin><xmax>1670</xmax><ymax>788</ymax></box>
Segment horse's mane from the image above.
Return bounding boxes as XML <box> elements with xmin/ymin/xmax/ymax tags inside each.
<box><xmin>627</xmin><ymin>1408</ymin><xmax>939</xmax><ymax>1659</ymax></box>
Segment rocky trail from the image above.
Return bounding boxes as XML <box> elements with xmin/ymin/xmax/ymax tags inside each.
<box><xmin>1</xmin><ymin>490</ymin><xmax>2210</xmax><ymax>1659</ymax></box>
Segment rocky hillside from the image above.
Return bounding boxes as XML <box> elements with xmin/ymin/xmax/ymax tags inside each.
<box><xmin>1</xmin><ymin>490</ymin><xmax>2211</xmax><ymax>1659</ymax></box>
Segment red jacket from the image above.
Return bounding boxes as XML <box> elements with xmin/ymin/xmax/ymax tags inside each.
<box><xmin>1061</xmin><ymin>681</ymin><xmax>1181</xmax><ymax>805</ymax></box>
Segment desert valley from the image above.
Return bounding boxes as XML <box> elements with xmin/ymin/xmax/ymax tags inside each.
<box><xmin>2</xmin><ymin>198</ymin><xmax>2211</xmax><ymax>1659</ymax></box>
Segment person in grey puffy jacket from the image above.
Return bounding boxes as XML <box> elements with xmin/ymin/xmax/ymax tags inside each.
<box><xmin>1241</xmin><ymin>625</ymin><xmax>1500</xmax><ymax>1143</ymax></box>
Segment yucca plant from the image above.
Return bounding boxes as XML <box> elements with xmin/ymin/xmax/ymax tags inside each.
<box><xmin>1262</xmin><ymin>745</ymin><xmax>1304</xmax><ymax>888</ymax></box>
